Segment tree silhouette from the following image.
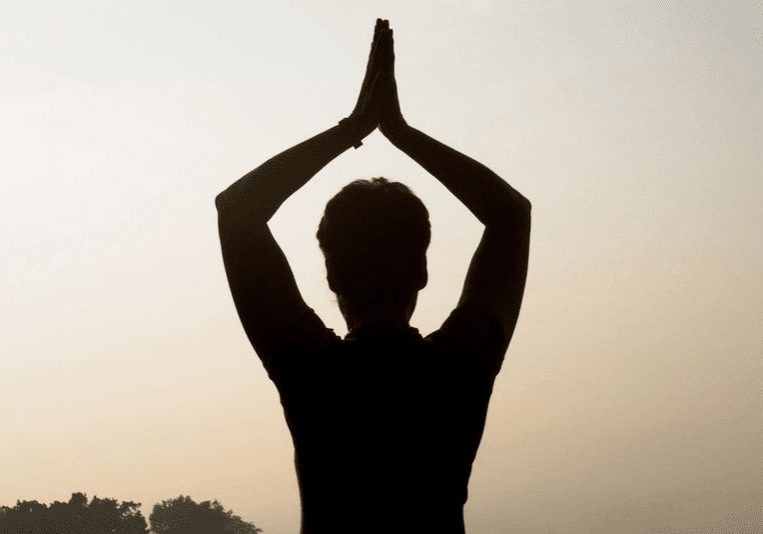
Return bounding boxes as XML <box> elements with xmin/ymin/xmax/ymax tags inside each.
<box><xmin>0</xmin><ymin>492</ymin><xmax>149</xmax><ymax>534</ymax></box>
<box><xmin>149</xmin><ymin>495</ymin><xmax>262</xmax><ymax>534</ymax></box>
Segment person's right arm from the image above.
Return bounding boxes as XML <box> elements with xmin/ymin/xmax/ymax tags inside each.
<box><xmin>375</xmin><ymin>26</ymin><xmax>531</xmax><ymax>357</ymax></box>
<box><xmin>216</xmin><ymin>20</ymin><xmax>388</xmax><ymax>370</ymax></box>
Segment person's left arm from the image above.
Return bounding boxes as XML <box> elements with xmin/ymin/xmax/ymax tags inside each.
<box><xmin>215</xmin><ymin>119</ymin><xmax>370</xmax><ymax>362</ymax></box>
<box><xmin>216</xmin><ymin>20</ymin><xmax>388</xmax><ymax>366</ymax></box>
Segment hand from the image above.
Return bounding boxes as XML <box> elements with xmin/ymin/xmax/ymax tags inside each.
<box><xmin>345</xmin><ymin>19</ymin><xmax>388</xmax><ymax>140</ymax></box>
<box><xmin>374</xmin><ymin>23</ymin><xmax>407</xmax><ymax>138</ymax></box>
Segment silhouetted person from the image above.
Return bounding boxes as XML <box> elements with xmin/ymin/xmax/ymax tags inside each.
<box><xmin>216</xmin><ymin>19</ymin><xmax>531</xmax><ymax>534</ymax></box>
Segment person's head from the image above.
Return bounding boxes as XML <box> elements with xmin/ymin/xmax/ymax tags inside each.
<box><xmin>317</xmin><ymin>177</ymin><xmax>430</xmax><ymax>320</ymax></box>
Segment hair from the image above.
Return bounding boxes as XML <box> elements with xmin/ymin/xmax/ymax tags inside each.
<box><xmin>317</xmin><ymin>177</ymin><xmax>431</xmax><ymax>303</ymax></box>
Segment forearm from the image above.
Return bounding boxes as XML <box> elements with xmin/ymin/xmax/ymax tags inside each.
<box><xmin>216</xmin><ymin>119</ymin><xmax>368</xmax><ymax>224</ymax></box>
<box><xmin>384</xmin><ymin>123</ymin><xmax>530</xmax><ymax>226</ymax></box>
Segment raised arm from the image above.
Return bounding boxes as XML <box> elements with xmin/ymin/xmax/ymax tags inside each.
<box><xmin>215</xmin><ymin>20</ymin><xmax>389</xmax><ymax>364</ymax></box>
<box><xmin>375</xmin><ymin>25</ymin><xmax>531</xmax><ymax>349</ymax></box>
<box><xmin>216</xmin><ymin>19</ymin><xmax>388</xmax><ymax>226</ymax></box>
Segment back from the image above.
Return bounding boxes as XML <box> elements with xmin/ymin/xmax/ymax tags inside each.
<box><xmin>262</xmin><ymin>302</ymin><xmax>507</xmax><ymax>534</ymax></box>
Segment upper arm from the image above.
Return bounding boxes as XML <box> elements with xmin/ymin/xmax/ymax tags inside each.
<box><xmin>457</xmin><ymin>200</ymin><xmax>531</xmax><ymax>353</ymax></box>
<box><xmin>217</xmin><ymin>205</ymin><xmax>329</xmax><ymax>371</ymax></box>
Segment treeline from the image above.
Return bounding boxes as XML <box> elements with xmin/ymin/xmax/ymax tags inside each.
<box><xmin>0</xmin><ymin>492</ymin><xmax>262</xmax><ymax>534</ymax></box>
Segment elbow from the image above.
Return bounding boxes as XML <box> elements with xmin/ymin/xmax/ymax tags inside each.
<box><xmin>512</xmin><ymin>199</ymin><xmax>531</xmax><ymax>233</ymax></box>
<box><xmin>215</xmin><ymin>189</ymin><xmax>273</xmax><ymax>226</ymax></box>
<box><xmin>485</xmin><ymin>194</ymin><xmax>530</xmax><ymax>230</ymax></box>
<box><xmin>518</xmin><ymin>194</ymin><xmax>531</xmax><ymax>215</ymax></box>
<box><xmin>507</xmin><ymin>191</ymin><xmax>532</xmax><ymax>222</ymax></box>
<box><xmin>215</xmin><ymin>190</ymin><xmax>241</xmax><ymax>227</ymax></box>
<box><xmin>215</xmin><ymin>190</ymin><xmax>229</xmax><ymax>212</ymax></box>
<box><xmin>512</xmin><ymin>189</ymin><xmax>531</xmax><ymax>221</ymax></box>
<box><xmin>519</xmin><ymin>196</ymin><xmax>531</xmax><ymax>229</ymax></box>
<box><xmin>216</xmin><ymin>188</ymin><xmax>243</xmax><ymax>217</ymax></box>
<box><xmin>521</xmin><ymin>197</ymin><xmax>532</xmax><ymax>224</ymax></box>
<box><xmin>500</xmin><ymin>180</ymin><xmax>531</xmax><ymax>222</ymax></box>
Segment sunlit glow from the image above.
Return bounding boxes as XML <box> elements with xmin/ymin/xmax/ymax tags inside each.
<box><xmin>1</xmin><ymin>1</ymin><xmax>761</xmax><ymax>533</ymax></box>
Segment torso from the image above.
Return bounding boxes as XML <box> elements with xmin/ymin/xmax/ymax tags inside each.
<box><xmin>267</xmin><ymin>316</ymin><xmax>503</xmax><ymax>534</ymax></box>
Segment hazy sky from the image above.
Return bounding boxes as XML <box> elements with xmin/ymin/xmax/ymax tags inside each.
<box><xmin>2</xmin><ymin>1</ymin><xmax>761</xmax><ymax>533</ymax></box>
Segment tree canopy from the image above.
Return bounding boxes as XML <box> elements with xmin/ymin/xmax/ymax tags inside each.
<box><xmin>149</xmin><ymin>495</ymin><xmax>262</xmax><ymax>534</ymax></box>
<box><xmin>0</xmin><ymin>492</ymin><xmax>150</xmax><ymax>534</ymax></box>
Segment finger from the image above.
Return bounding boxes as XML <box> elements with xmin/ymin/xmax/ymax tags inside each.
<box><xmin>373</xmin><ymin>19</ymin><xmax>383</xmax><ymax>48</ymax></box>
<box><xmin>388</xmin><ymin>29</ymin><xmax>395</xmax><ymax>74</ymax></box>
<box><xmin>367</xmin><ymin>20</ymin><xmax>384</xmax><ymax>72</ymax></box>
<box><xmin>377</xmin><ymin>29</ymin><xmax>395</xmax><ymax>74</ymax></box>
<box><xmin>364</xmin><ymin>21</ymin><xmax>382</xmax><ymax>76</ymax></box>
<box><xmin>356</xmin><ymin>20</ymin><xmax>390</xmax><ymax>112</ymax></box>
<box><xmin>358</xmin><ymin>21</ymin><xmax>384</xmax><ymax>104</ymax></box>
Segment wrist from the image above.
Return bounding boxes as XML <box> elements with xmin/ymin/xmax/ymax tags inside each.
<box><xmin>338</xmin><ymin>116</ymin><xmax>374</xmax><ymax>149</ymax></box>
<box><xmin>379</xmin><ymin>117</ymin><xmax>410</xmax><ymax>142</ymax></box>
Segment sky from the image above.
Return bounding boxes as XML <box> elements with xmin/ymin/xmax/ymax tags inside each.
<box><xmin>1</xmin><ymin>1</ymin><xmax>761</xmax><ymax>533</ymax></box>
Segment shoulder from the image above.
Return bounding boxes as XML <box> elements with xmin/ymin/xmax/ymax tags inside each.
<box><xmin>425</xmin><ymin>300</ymin><xmax>508</xmax><ymax>376</ymax></box>
<box><xmin>255</xmin><ymin>306</ymin><xmax>342</xmax><ymax>380</ymax></box>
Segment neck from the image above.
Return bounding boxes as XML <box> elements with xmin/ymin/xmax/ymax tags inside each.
<box><xmin>339</xmin><ymin>293</ymin><xmax>417</xmax><ymax>333</ymax></box>
<box><xmin>346</xmin><ymin>314</ymin><xmax>410</xmax><ymax>333</ymax></box>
